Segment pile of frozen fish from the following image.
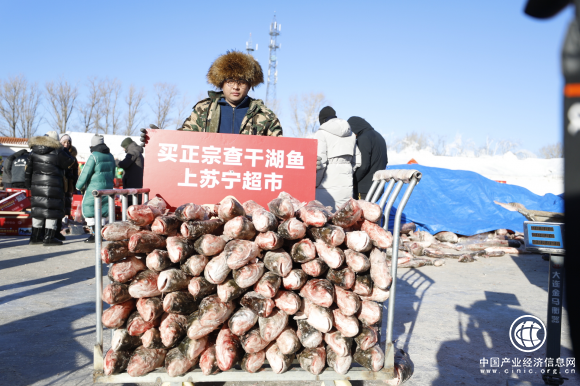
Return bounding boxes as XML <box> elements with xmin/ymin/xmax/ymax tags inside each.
<box><xmin>99</xmin><ymin>193</ymin><xmax>407</xmax><ymax>379</ymax></box>
<box><xmin>394</xmin><ymin>224</ymin><xmax>528</xmax><ymax>266</ymax></box>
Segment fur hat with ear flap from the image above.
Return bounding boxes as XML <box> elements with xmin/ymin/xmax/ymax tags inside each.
<box><xmin>207</xmin><ymin>50</ymin><xmax>264</xmax><ymax>89</ymax></box>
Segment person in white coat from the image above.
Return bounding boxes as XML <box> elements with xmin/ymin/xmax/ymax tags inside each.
<box><xmin>315</xmin><ymin>106</ymin><xmax>360</xmax><ymax>210</ymax></box>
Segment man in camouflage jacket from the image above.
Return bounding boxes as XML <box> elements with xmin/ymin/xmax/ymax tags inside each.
<box><xmin>141</xmin><ymin>50</ymin><xmax>282</xmax><ymax>143</ymax></box>
<box><xmin>179</xmin><ymin>89</ymin><xmax>282</xmax><ymax>136</ymax></box>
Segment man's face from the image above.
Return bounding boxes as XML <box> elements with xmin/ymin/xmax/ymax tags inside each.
<box><xmin>222</xmin><ymin>79</ymin><xmax>250</xmax><ymax>106</ymax></box>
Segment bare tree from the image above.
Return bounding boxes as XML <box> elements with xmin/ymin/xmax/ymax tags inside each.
<box><xmin>151</xmin><ymin>82</ymin><xmax>178</xmax><ymax>130</ymax></box>
<box><xmin>125</xmin><ymin>84</ymin><xmax>146</xmax><ymax>135</ymax></box>
<box><xmin>45</xmin><ymin>77</ymin><xmax>79</xmax><ymax>134</ymax></box>
<box><xmin>394</xmin><ymin>132</ymin><xmax>431</xmax><ymax>152</ymax></box>
<box><xmin>0</xmin><ymin>75</ymin><xmax>26</xmax><ymax>137</ymax></box>
<box><xmin>101</xmin><ymin>78</ymin><xmax>122</xmax><ymax>134</ymax></box>
<box><xmin>430</xmin><ymin>135</ymin><xmax>448</xmax><ymax>156</ymax></box>
<box><xmin>443</xmin><ymin>134</ymin><xmax>476</xmax><ymax>157</ymax></box>
<box><xmin>477</xmin><ymin>137</ymin><xmax>520</xmax><ymax>157</ymax></box>
<box><xmin>539</xmin><ymin>143</ymin><xmax>563</xmax><ymax>158</ymax></box>
<box><xmin>18</xmin><ymin>81</ymin><xmax>42</xmax><ymax>138</ymax></box>
<box><xmin>289</xmin><ymin>92</ymin><xmax>326</xmax><ymax>137</ymax></box>
<box><xmin>196</xmin><ymin>91</ymin><xmax>207</xmax><ymax>102</ymax></box>
<box><xmin>174</xmin><ymin>93</ymin><xmax>193</xmax><ymax>129</ymax></box>
<box><xmin>266</xmin><ymin>99</ymin><xmax>281</xmax><ymax>118</ymax></box>
<box><xmin>78</xmin><ymin>77</ymin><xmax>103</xmax><ymax>133</ymax></box>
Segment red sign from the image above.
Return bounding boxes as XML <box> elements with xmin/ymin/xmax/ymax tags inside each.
<box><xmin>0</xmin><ymin>214</ymin><xmax>32</xmax><ymax>236</ymax></box>
<box><xmin>143</xmin><ymin>130</ymin><xmax>317</xmax><ymax>209</ymax></box>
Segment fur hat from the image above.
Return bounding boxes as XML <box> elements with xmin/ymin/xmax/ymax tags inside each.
<box><xmin>207</xmin><ymin>50</ymin><xmax>264</xmax><ymax>88</ymax></box>
<box><xmin>45</xmin><ymin>131</ymin><xmax>59</xmax><ymax>141</ymax></box>
<box><xmin>91</xmin><ymin>135</ymin><xmax>104</xmax><ymax>147</ymax></box>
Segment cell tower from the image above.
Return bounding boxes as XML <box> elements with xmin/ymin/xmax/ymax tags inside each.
<box><xmin>265</xmin><ymin>14</ymin><xmax>281</xmax><ymax>104</ymax></box>
<box><xmin>246</xmin><ymin>33</ymin><xmax>257</xmax><ymax>56</ymax></box>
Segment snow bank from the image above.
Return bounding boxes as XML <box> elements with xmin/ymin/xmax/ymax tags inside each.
<box><xmin>65</xmin><ymin>132</ymin><xmax>564</xmax><ymax>196</ymax></box>
<box><xmin>389</xmin><ymin>149</ymin><xmax>563</xmax><ymax>196</ymax></box>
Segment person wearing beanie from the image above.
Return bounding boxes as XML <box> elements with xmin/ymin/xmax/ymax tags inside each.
<box><xmin>140</xmin><ymin>50</ymin><xmax>282</xmax><ymax>146</ymax></box>
<box><xmin>118</xmin><ymin>137</ymin><xmax>144</xmax><ymax>194</ymax></box>
<box><xmin>76</xmin><ymin>135</ymin><xmax>116</xmax><ymax>243</ymax></box>
<box><xmin>25</xmin><ymin>132</ymin><xmax>75</xmax><ymax>246</ymax></box>
<box><xmin>45</xmin><ymin>131</ymin><xmax>60</xmax><ymax>141</ymax></box>
<box><xmin>314</xmin><ymin>106</ymin><xmax>361</xmax><ymax>210</ymax></box>
<box><xmin>60</xmin><ymin>134</ymin><xmax>79</xmax><ymax>219</ymax></box>
<box><xmin>347</xmin><ymin>117</ymin><xmax>388</xmax><ymax>199</ymax></box>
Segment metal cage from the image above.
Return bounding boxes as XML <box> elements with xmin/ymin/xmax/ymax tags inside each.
<box><xmin>92</xmin><ymin>169</ymin><xmax>421</xmax><ymax>384</ymax></box>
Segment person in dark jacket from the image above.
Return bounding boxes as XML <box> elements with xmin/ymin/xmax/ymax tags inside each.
<box><xmin>118</xmin><ymin>137</ymin><xmax>144</xmax><ymax>189</ymax></box>
<box><xmin>347</xmin><ymin>116</ymin><xmax>388</xmax><ymax>200</ymax></box>
<box><xmin>7</xmin><ymin>149</ymin><xmax>30</xmax><ymax>188</ymax></box>
<box><xmin>60</xmin><ymin>134</ymin><xmax>79</xmax><ymax>216</ymax></box>
<box><xmin>76</xmin><ymin>135</ymin><xmax>116</xmax><ymax>243</ymax></box>
<box><xmin>2</xmin><ymin>155</ymin><xmax>13</xmax><ymax>188</ymax></box>
<box><xmin>25</xmin><ymin>131</ymin><xmax>75</xmax><ymax>246</ymax></box>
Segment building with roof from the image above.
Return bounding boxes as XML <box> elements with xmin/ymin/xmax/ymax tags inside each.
<box><xmin>0</xmin><ymin>137</ymin><xmax>29</xmax><ymax>158</ymax></box>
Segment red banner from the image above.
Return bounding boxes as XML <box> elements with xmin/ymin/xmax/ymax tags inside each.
<box><xmin>143</xmin><ymin>130</ymin><xmax>317</xmax><ymax>209</ymax></box>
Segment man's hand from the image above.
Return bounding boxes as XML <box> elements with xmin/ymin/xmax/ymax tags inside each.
<box><xmin>140</xmin><ymin>124</ymin><xmax>160</xmax><ymax>147</ymax></box>
<box><xmin>316</xmin><ymin>156</ymin><xmax>323</xmax><ymax>170</ymax></box>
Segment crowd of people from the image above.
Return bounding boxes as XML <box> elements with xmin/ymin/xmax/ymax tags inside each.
<box><xmin>1</xmin><ymin>50</ymin><xmax>386</xmax><ymax>246</ymax></box>
<box><xmin>1</xmin><ymin>132</ymin><xmax>144</xmax><ymax>246</ymax></box>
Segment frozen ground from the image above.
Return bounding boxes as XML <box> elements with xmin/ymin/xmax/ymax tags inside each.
<box><xmin>0</xmin><ymin>235</ymin><xmax>576</xmax><ymax>386</ymax></box>
<box><xmin>389</xmin><ymin>150</ymin><xmax>563</xmax><ymax>196</ymax></box>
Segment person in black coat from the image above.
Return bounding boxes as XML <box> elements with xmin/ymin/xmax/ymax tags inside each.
<box><xmin>6</xmin><ymin>149</ymin><xmax>30</xmax><ymax>188</ymax></box>
<box><xmin>347</xmin><ymin>116</ymin><xmax>388</xmax><ymax>200</ymax></box>
<box><xmin>118</xmin><ymin>138</ymin><xmax>144</xmax><ymax>202</ymax></box>
<box><xmin>59</xmin><ymin>134</ymin><xmax>79</xmax><ymax>216</ymax></box>
<box><xmin>25</xmin><ymin>131</ymin><xmax>75</xmax><ymax>246</ymax></box>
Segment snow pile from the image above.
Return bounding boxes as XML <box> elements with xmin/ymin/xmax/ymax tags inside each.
<box><xmin>388</xmin><ymin>149</ymin><xmax>563</xmax><ymax>196</ymax></box>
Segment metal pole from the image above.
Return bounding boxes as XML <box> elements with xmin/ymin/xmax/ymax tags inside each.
<box><xmin>143</xmin><ymin>192</ymin><xmax>149</xmax><ymax>202</ymax></box>
<box><xmin>384</xmin><ymin>178</ymin><xmax>418</xmax><ymax>373</ymax></box>
<box><xmin>122</xmin><ymin>195</ymin><xmax>128</xmax><ymax>221</ymax></box>
<box><xmin>369</xmin><ymin>180</ymin><xmax>386</xmax><ymax>203</ymax></box>
<box><xmin>383</xmin><ymin>181</ymin><xmax>404</xmax><ymax>231</ymax></box>
<box><xmin>377</xmin><ymin>180</ymin><xmax>396</xmax><ymax>209</ymax></box>
<box><xmin>132</xmin><ymin>194</ymin><xmax>138</xmax><ymax>205</ymax></box>
<box><xmin>108</xmin><ymin>195</ymin><xmax>115</xmax><ymax>224</ymax></box>
<box><xmin>94</xmin><ymin>196</ymin><xmax>103</xmax><ymax>348</ymax></box>
<box><xmin>365</xmin><ymin>180</ymin><xmax>380</xmax><ymax>202</ymax></box>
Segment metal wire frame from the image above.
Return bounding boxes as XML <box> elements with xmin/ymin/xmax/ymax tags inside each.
<box><xmin>91</xmin><ymin>173</ymin><xmax>420</xmax><ymax>383</ymax></box>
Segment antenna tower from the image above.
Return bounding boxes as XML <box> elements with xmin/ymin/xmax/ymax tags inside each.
<box><xmin>246</xmin><ymin>33</ymin><xmax>257</xmax><ymax>55</ymax></box>
<box><xmin>265</xmin><ymin>14</ymin><xmax>281</xmax><ymax>104</ymax></box>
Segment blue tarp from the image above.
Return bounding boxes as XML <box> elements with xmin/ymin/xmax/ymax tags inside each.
<box><xmin>381</xmin><ymin>164</ymin><xmax>563</xmax><ymax>235</ymax></box>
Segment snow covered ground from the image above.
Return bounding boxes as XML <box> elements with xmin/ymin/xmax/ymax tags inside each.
<box><xmin>389</xmin><ymin>149</ymin><xmax>563</xmax><ymax>196</ymax></box>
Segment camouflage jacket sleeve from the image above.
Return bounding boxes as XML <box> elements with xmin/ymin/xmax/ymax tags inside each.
<box><xmin>178</xmin><ymin>98</ymin><xmax>211</xmax><ymax>132</ymax></box>
<box><xmin>251</xmin><ymin>105</ymin><xmax>283</xmax><ymax>137</ymax></box>
<box><xmin>266</xmin><ymin>117</ymin><xmax>283</xmax><ymax>137</ymax></box>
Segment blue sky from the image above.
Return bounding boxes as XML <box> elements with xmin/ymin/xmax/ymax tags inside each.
<box><xmin>0</xmin><ymin>1</ymin><xmax>573</xmax><ymax>154</ymax></box>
